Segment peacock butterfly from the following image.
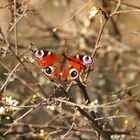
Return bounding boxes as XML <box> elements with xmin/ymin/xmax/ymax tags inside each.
<box><xmin>33</xmin><ymin>49</ymin><xmax>93</xmax><ymax>81</ymax></box>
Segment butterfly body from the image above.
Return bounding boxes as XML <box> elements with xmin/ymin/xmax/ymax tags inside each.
<box><xmin>33</xmin><ymin>50</ymin><xmax>93</xmax><ymax>81</ymax></box>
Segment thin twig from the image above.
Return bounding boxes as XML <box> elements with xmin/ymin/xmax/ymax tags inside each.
<box><xmin>61</xmin><ymin>113</ymin><xmax>76</xmax><ymax>140</ymax></box>
<box><xmin>0</xmin><ymin>62</ymin><xmax>20</xmax><ymax>91</ymax></box>
<box><xmin>14</xmin><ymin>0</ymin><xmax>18</xmax><ymax>55</ymax></box>
<box><xmin>53</xmin><ymin>0</ymin><xmax>92</xmax><ymax>31</ymax></box>
<box><xmin>92</xmin><ymin>0</ymin><xmax>121</xmax><ymax>58</ymax></box>
<box><xmin>5</xmin><ymin>7</ymin><xmax>27</xmax><ymax>38</ymax></box>
<box><xmin>0</xmin><ymin>60</ymin><xmax>46</xmax><ymax>100</ymax></box>
<box><xmin>111</xmin><ymin>0</ymin><xmax>140</xmax><ymax>9</ymax></box>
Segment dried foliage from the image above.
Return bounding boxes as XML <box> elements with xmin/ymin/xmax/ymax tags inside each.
<box><xmin>0</xmin><ymin>0</ymin><xmax>140</xmax><ymax>140</ymax></box>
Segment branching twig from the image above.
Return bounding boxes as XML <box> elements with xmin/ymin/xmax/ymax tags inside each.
<box><xmin>0</xmin><ymin>62</ymin><xmax>20</xmax><ymax>91</ymax></box>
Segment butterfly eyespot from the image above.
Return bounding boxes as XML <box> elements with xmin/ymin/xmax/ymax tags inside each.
<box><xmin>83</xmin><ymin>55</ymin><xmax>93</xmax><ymax>65</ymax></box>
<box><xmin>43</xmin><ymin>66</ymin><xmax>54</xmax><ymax>75</ymax></box>
<box><xmin>70</xmin><ymin>68</ymin><xmax>78</xmax><ymax>79</ymax></box>
<box><xmin>34</xmin><ymin>50</ymin><xmax>44</xmax><ymax>59</ymax></box>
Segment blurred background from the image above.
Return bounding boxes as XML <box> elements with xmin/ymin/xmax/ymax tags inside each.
<box><xmin>0</xmin><ymin>0</ymin><xmax>140</xmax><ymax>140</ymax></box>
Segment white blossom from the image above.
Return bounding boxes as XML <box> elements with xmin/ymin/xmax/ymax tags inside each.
<box><xmin>5</xmin><ymin>96</ymin><xmax>19</xmax><ymax>107</ymax></box>
<box><xmin>111</xmin><ymin>134</ymin><xmax>125</xmax><ymax>140</ymax></box>
<box><xmin>89</xmin><ymin>6</ymin><xmax>99</xmax><ymax>19</ymax></box>
<box><xmin>47</xmin><ymin>105</ymin><xmax>55</xmax><ymax>111</ymax></box>
<box><xmin>2</xmin><ymin>96</ymin><xmax>19</xmax><ymax>112</ymax></box>
<box><xmin>0</xmin><ymin>106</ymin><xmax>5</xmax><ymax>115</ymax></box>
<box><xmin>88</xmin><ymin>99</ymin><xmax>99</xmax><ymax>113</ymax></box>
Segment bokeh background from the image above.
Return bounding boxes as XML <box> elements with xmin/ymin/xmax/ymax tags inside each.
<box><xmin>0</xmin><ymin>0</ymin><xmax>140</xmax><ymax>140</ymax></box>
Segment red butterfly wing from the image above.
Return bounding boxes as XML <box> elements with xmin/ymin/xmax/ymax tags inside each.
<box><xmin>34</xmin><ymin>50</ymin><xmax>60</xmax><ymax>79</ymax></box>
<box><xmin>34</xmin><ymin>50</ymin><xmax>93</xmax><ymax>81</ymax></box>
<box><xmin>61</xmin><ymin>55</ymin><xmax>93</xmax><ymax>81</ymax></box>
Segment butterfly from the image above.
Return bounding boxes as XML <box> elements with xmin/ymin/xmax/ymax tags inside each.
<box><xmin>33</xmin><ymin>49</ymin><xmax>93</xmax><ymax>81</ymax></box>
